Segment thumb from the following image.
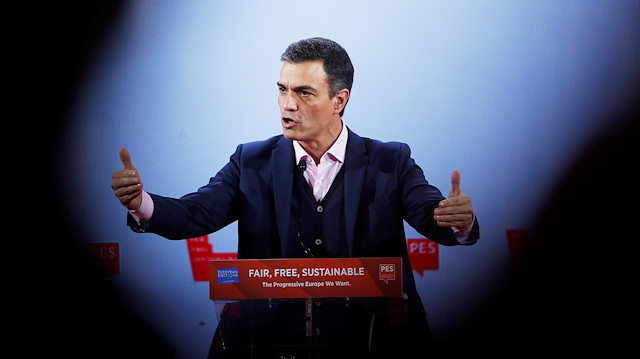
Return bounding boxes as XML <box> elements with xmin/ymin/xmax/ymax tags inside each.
<box><xmin>449</xmin><ymin>169</ymin><xmax>461</xmax><ymax>198</ymax></box>
<box><xmin>119</xmin><ymin>147</ymin><xmax>136</xmax><ymax>170</ymax></box>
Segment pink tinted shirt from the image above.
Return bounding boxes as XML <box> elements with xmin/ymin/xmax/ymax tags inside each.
<box><xmin>293</xmin><ymin>121</ymin><xmax>348</xmax><ymax>201</ymax></box>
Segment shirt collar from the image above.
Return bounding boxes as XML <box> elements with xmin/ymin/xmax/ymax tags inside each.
<box><xmin>293</xmin><ymin>120</ymin><xmax>348</xmax><ymax>165</ymax></box>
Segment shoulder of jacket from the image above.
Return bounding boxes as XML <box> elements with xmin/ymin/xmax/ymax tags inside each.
<box><xmin>238</xmin><ymin>134</ymin><xmax>287</xmax><ymax>152</ymax></box>
<box><xmin>362</xmin><ymin>137</ymin><xmax>409</xmax><ymax>154</ymax></box>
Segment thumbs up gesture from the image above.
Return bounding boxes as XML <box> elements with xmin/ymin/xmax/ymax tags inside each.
<box><xmin>111</xmin><ymin>147</ymin><xmax>143</xmax><ymax>210</ymax></box>
<box><xmin>434</xmin><ymin>170</ymin><xmax>474</xmax><ymax>229</ymax></box>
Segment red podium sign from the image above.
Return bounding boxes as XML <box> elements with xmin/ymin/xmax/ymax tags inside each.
<box><xmin>209</xmin><ymin>257</ymin><xmax>402</xmax><ymax>300</ymax></box>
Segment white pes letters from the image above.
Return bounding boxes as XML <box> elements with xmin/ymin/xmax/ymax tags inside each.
<box><xmin>409</xmin><ymin>240</ymin><xmax>436</xmax><ymax>254</ymax></box>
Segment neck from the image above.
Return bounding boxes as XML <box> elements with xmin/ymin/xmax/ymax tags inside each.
<box><xmin>299</xmin><ymin>119</ymin><xmax>343</xmax><ymax>164</ymax></box>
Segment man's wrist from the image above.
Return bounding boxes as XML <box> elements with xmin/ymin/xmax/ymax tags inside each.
<box><xmin>129</xmin><ymin>191</ymin><xmax>154</xmax><ymax>223</ymax></box>
<box><xmin>453</xmin><ymin>213</ymin><xmax>475</xmax><ymax>244</ymax></box>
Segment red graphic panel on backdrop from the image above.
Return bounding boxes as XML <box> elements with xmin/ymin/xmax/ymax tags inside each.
<box><xmin>506</xmin><ymin>229</ymin><xmax>530</xmax><ymax>271</ymax></box>
<box><xmin>88</xmin><ymin>242</ymin><xmax>120</xmax><ymax>275</ymax></box>
<box><xmin>407</xmin><ymin>238</ymin><xmax>439</xmax><ymax>276</ymax></box>
<box><xmin>187</xmin><ymin>235</ymin><xmax>237</xmax><ymax>281</ymax></box>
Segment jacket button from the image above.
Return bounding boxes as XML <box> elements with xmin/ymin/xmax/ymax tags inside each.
<box><xmin>316</xmin><ymin>205</ymin><xmax>324</xmax><ymax>213</ymax></box>
<box><xmin>315</xmin><ymin>238</ymin><xmax>323</xmax><ymax>246</ymax></box>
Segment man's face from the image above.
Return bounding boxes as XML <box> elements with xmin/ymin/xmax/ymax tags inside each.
<box><xmin>277</xmin><ymin>60</ymin><xmax>341</xmax><ymax>143</ymax></box>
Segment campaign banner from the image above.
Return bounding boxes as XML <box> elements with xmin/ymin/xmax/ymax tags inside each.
<box><xmin>209</xmin><ymin>257</ymin><xmax>403</xmax><ymax>300</ymax></box>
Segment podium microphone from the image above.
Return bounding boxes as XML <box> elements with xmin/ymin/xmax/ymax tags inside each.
<box><xmin>297</xmin><ymin>158</ymin><xmax>314</xmax><ymax>257</ymax></box>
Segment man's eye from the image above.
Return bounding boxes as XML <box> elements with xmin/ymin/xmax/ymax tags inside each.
<box><xmin>278</xmin><ymin>87</ymin><xmax>286</xmax><ymax>93</ymax></box>
<box><xmin>299</xmin><ymin>91</ymin><xmax>311</xmax><ymax>97</ymax></box>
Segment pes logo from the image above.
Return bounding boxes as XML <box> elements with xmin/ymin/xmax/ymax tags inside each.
<box><xmin>407</xmin><ymin>238</ymin><xmax>439</xmax><ymax>276</ymax></box>
<box><xmin>379</xmin><ymin>264</ymin><xmax>396</xmax><ymax>283</ymax></box>
<box><xmin>88</xmin><ymin>242</ymin><xmax>120</xmax><ymax>275</ymax></box>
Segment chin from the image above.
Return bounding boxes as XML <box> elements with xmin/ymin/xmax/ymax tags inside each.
<box><xmin>282</xmin><ymin>129</ymin><xmax>299</xmax><ymax>141</ymax></box>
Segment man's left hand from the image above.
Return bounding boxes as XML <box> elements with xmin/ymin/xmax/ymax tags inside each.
<box><xmin>434</xmin><ymin>170</ymin><xmax>474</xmax><ymax>228</ymax></box>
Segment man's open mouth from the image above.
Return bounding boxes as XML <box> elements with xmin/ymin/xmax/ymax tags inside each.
<box><xmin>282</xmin><ymin>116</ymin><xmax>298</xmax><ymax>126</ymax></box>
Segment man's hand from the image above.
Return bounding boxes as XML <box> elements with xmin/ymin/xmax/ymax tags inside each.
<box><xmin>434</xmin><ymin>170</ymin><xmax>474</xmax><ymax>228</ymax></box>
<box><xmin>111</xmin><ymin>147</ymin><xmax>143</xmax><ymax>211</ymax></box>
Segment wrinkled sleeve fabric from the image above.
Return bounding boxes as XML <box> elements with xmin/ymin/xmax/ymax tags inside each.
<box><xmin>127</xmin><ymin>145</ymin><xmax>243</xmax><ymax>240</ymax></box>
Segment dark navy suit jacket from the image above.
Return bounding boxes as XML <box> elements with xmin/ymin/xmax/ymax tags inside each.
<box><xmin>128</xmin><ymin>127</ymin><xmax>479</xmax><ymax>355</ymax></box>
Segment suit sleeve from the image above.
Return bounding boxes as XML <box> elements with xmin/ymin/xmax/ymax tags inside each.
<box><xmin>127</xmin><ymin>145</ymin><xmax>242</xmax><ymax>240</ymax></box>
<box><xmin>398</xmin><ymin>143</ymin><xmax>479</xmax><ymax>246</ymax></box>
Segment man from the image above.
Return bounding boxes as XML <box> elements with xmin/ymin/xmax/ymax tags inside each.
<box><xmin>112</xmin><ymin>37</ymin><xmax>478</xmax><ymax>358</ymax></box>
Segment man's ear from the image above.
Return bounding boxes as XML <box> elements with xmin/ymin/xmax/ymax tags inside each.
<box><xmin>333</xmin><ymin>89</ymin><xmax>350</xmax><ymax>115</ymax></box>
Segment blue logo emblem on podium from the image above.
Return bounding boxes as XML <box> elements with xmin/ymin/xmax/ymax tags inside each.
<box><xmin>217</xmin><ymin>267</ymin><xmax>239</xmax><ymax>284</ymax></box>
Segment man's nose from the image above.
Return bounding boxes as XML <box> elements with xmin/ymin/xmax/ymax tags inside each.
<box><xmin>282</xmin><ymin>93</ymin><xmax>297</xmax><ymax>111</ymax></box>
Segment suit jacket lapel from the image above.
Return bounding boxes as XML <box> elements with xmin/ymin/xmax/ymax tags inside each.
<box><xmin>271</xmin><ymin>136</ymin><xmax>295</xmax><ymax>257</ymax></box>
<box><xmin>343</xmin><ymin>128</ymin><xmax>367</xmax><ymax>257</ymax></box>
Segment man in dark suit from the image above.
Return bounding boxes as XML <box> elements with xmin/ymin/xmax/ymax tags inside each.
<box><xmin>112</xmin><ymin>37</ymin><xmax>478</xmax><ymax>358</ymax></box>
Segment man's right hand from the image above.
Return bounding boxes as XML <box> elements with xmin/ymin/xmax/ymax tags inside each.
<box><xmin>111</xmin><ymin>147</ymin><xmax>143</xmax><ymax>211</ymax></box>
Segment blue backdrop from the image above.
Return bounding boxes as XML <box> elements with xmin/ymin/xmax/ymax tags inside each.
<box><xmin>60</xmin><ymin>1</ymin><xmax>639</xmax><ymax>357</ymax></box>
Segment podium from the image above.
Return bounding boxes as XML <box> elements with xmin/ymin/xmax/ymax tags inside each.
<box><xmin>209</xmin><ymin>257</ymin><xmax>409</xmax><ymax>358</ymax></box>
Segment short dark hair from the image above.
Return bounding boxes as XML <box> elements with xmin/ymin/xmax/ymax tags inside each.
<box><xmin>281</xmin><ymin>37</ymin><xmax>354</xmax><ymax>116</ymax></box>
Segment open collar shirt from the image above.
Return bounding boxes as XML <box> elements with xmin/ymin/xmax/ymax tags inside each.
<box><xmin>293</xmin><ymin>120</ymin><xmax>348</xmax><ymax>202</ymax></box>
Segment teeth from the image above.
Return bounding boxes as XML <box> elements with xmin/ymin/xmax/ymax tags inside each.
<box><xmin>285</xmin><ymin>118</ymin><xmax>294</xmax><ymax>123</ymax></box>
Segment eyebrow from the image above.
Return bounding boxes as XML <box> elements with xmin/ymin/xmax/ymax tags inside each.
<box><xmin>277</xmin><ymin>82</ymin><xmax>317</xmax><ymax>93</ymax></box>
